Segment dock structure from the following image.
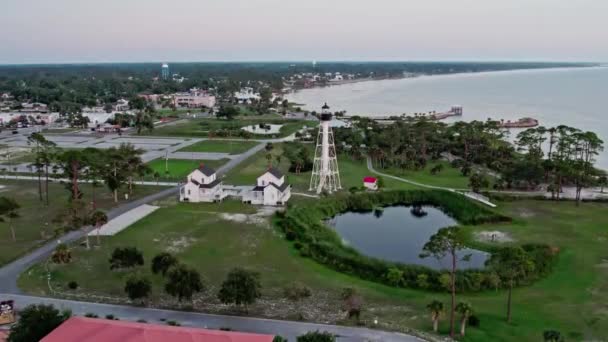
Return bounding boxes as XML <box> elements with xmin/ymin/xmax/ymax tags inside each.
<box><xmin>342</xmin><ymin>106</ymin><xmax>463</xmax><ymax>122</ymax></box>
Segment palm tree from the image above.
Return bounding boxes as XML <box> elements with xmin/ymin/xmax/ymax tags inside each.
<box><xmin>0</xmin><ymin>197</ymin><xmax>20</xmax><ymax>241</ymax></box>
<box><xmin>426</xmin><ymin>300</ymin><xmax>444</xmax><ymax>333</ymax></box>
<box><xmin>89</xmin><ymin>210</ymin><xmax>108</xmax><ymax>247</ymax></box>
<box><xmin>82</xmin><ymin>148</ymin><xmax>106</xmax><ymax>210</ymax></box>
<box><xmin>455</xmin><ymin>302</ymin><xmax>473</xmax><ymax>336</ymax></box>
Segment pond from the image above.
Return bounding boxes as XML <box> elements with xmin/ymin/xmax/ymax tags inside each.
<box><xmin>327</xmin><ymin>206</ymin><xmax>488</xmax><ymax>270</ymax></box>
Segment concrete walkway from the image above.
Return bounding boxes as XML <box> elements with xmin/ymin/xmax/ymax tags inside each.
<box><xmin>88</xmin><ymin>204</ymin><xmax>159</xmax><ymax>236</ymax></box>
<box><xmin>366</xmin><ymin>157</ymin><xmax>497</xmax><ymax>207</ymax></box>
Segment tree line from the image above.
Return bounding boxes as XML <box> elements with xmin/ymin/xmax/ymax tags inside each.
<box><xmin>335</xmin><ymin>117</ymin><xmax>605</xmax><ymax>201</ymax></box>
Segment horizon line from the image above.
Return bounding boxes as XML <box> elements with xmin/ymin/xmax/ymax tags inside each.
<box><xmin>0</xmin><ymin>60</ymin><xmax>601</xmax><ymax>67</ymax></box>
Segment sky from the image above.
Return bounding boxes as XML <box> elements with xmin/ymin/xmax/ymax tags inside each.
<box><xmin>1</xmin><ymin>0</ymin><xmax>607</xmax><ymax>64</ymax></box>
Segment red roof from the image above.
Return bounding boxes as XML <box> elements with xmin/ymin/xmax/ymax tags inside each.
<box><xmin>363</xmin><ymin>176</ymin><xmax>377</xmax><ymax>183</ymax></box>
<box><xmin>41</xmin><ymin>317</ymin><xmax>275</xmax><ymax>342</ymax></box>
<box><xmin>0</xmin><ymin>329</ymin><xmax>8</xmax><ymax>342</ymax></box>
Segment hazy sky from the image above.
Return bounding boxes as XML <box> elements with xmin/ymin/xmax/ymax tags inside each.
<box><xmin>1</xmin><ymin>0</ymin><xmax>607</xmax><ymax>64</ymax></box>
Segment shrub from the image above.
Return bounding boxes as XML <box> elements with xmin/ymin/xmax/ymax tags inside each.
<box><xmin>284</xmin><ymin>282</ymin><xmax>312</xmax><ymax>301</ymax></box>
<box><xmin>52</xmin><ymin>244</ymin><xmax>72</xmax><ymax>264</ymax></box>
<box><xmin>297</xmin><ymin>331</ymin><xmax>336</xmax><ymax>342</ymax></box>
<box><xmin>151</xmin><ymin>252</ymin><xmax>178</xmax><ymax>276</ymax></box>
<box><xmin>218</xmin><ymin>268</ymin><xmax>262</xmax><ymax>306</ymax></box>
<box><xmin>124</xmin><ymin>276</ymin><xmax>152</xmax><ymax>301</ymax></box>
<box><xmin>276</xmin><ymin>190</ymin><xmax>556</xmax><ymax>293</ymax></box>
<box><xmin>84</xmin><ymin>313</ymin><xmax>98</xmax><ymax>318</ymax></box>
<box><xmin>468</xmin><ymin>315</ymin><xmax>480</xmax><ymax>327</ymax></box>
<box><xmin>67</xmin><ymin>281</ymin><xmax>78</xmax><ymax>290</ymax></box>
<box><xmin>166</xmin><ymin>320</ymin><xmax>181</xmax><ymax>326</ymax></box>
<box><xmin>109</xmin><ymin>247</ymin><xmax>144</xmax><ymax>270</ymax></box>
<box><xmin>105</xmin><ymin>314</ymin><xmax>118</xmax><ymax>320</ymax></box>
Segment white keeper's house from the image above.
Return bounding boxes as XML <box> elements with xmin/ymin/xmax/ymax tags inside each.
<box><xmin>179</xmin><ymin>164</ymin><xmax>226</xmax><ymax>203</ymax></box>
<box><xmin>243</xmin><ymin>167</ymin><xmax>292</xmax><ymax>206</ymax></box>
<box><xmin>180</xmin><ymin>166</ymin><xmax>291</xmax><ymax>206</ymax></box>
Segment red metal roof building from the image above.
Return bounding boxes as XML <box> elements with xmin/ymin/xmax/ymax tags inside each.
<box><xmin>41</xmin><ymin>317</ymin><xmax>275</xmax><ymax>342</ymax></box>
<box><xmin>363</xmin><ymin>177</ymin><xmax>377</xmax><ymax>183</ymax></box>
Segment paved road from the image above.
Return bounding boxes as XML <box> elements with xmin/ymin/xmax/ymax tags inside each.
<box><xmin>0</xmin><ymin>294</ymin><xmax>423</xmax><ymax>342</ymax></box>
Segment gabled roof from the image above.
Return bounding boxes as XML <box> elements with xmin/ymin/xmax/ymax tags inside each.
<box><xmin>199</xmin><ymin>178</ymin><xmax>222</xmax><ymax>189</ymax></box>
<box><xmin>264</xmin><ymin>167</ymin><xmax>283</xmax><ymax>179</ymax></box>
<box><xmin>269</xmin><ymin>182</ymin><xmax>290</xmax><ymax>192</ymax></box>
<box><xmin>197</xmin><ymin>164</ymin><xmax>216</xmax><ymax>177</ymax></box>
<box><xmin>41</xmin><ymin>317</ymin><xmax>275</xmax><ymax>342</ymax></box>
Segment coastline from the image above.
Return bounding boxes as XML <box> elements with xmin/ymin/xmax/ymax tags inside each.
<box><xmin>287</xmin><ymin>64</ymin><xmax>603</xmax><ymax>95</ymax></box>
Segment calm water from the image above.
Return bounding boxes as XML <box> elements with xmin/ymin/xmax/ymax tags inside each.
<box><xmin>287</xmin><ymin>67</ymin><xmax>608</xmax><ymax>169</ymax></box>
<box><xmin>328</xmin><ymin>206</ymin><xmax>488</xmax><ymax>270</ymax></box>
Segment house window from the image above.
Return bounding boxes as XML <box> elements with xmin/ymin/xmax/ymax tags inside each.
<box><xmin>188</xmin><ymin>190</ymin><xmax>191</xmax><ymax>195</ymax></box>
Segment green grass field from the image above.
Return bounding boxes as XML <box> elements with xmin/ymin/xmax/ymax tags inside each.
<box><xmin>142</xmin><ymin>118</ymin><xmax>309</xmax><ymax>139</ymax></box>
<box><xmin>18</xmin><ymin>197</ymin><xmax>608</xmax><ymax>341</ymax></box>
<box><xmin>177</xmin><ymin>140</ymin><xmax>260</xmax><ymax>154</ymax></box>
<box><xmin>382</xmin><ymin>160</ymin><xmax>495</xmax><ymax>190</ymax></box>
<box><xmin>13</xmin><ymin>141</ymin><xmax>608</xmax><ymax>341</ymax></box>
<box><xmin>223</xmin><ymin>143</ymin><xmax>420</xmax><ymax>192</ymax></box>
<box><xmin>0</xmin><ymin>180</ymin><xmax>162</xmax><ymax>266</ymax></box>
<box><xmin>146</xmin><ymin>158</ymin><xmax>229</xmax><ymax>180</ymax></box>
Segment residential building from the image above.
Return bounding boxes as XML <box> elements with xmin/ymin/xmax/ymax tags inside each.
<box><xmin>234</xmin><ymin>87</ymin><xmax>260</xmax><ymax>103</ymax></box>
<box><xmin>363</xmin><ymin>176</ymin><xmax>378</xmax><ymax>191</ymax></box>
<box><xmin>180</xmin><ymin>164</ymin><xmax>226</xmax><ymax>202</ymax></box>
<box><xmin>174</xmin><ymin>88</ymin><xmax>216</xmax><ymax>108</ymax></box>
<box><xmin>40</xmin><ymin>317</ymin><xmax>275</xmax><ymax>342</ymax></box>
<box><xmin>244</xmin><ymin>167</ymin><xmax>291</xmax><ymax>206</ymax></box>
<box><xmin>114</xmin><ymin>99</ymin><xmax>130</xmax><ymax>111</ymax></box>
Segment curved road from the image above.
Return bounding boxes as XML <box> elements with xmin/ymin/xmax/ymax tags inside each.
<box><xmin>0</xmin><ymin>141</ymin><xmax>423</xmax><ymax>342</ymax></box>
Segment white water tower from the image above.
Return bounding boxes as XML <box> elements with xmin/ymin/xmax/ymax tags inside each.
<box><xmin>309</xmin><ymin>103</ymin><xmax>342</xmax><ymax>194</ymax></box>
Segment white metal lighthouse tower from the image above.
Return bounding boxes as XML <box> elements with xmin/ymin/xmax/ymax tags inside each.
<box><xmin>309</xmin><ymin>103</ymin><xmax>341</xmax><ymax>194</ymax></box>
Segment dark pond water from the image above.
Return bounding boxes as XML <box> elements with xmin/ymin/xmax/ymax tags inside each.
<box><xmin>327</xmin><ymin>206</ymin><xmax>488</xmax><ymax>270</ymax></box>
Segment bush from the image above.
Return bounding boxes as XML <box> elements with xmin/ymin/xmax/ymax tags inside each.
<box><xmin>284</xmin><ymin>282</ymin><xmax>312</xmax><ymax>301</ymax></box>
<box><xmin>151</xmin><ymin>252</ymin><xmax>178</xmax><ymax>276</ymax></box>
<box><xmin>277</xmin><ymin>190</ymin><xmax>556</xmax><ymax>293</ymax></box>
<box><xmin>84</xmin><ymin>313</ymin><xmax>98</xmax><ymax>318</ymax></box>
<box><xmin>124</xmin><ymin>276</ymin><xmax>152</xmax><ymax>301</ymax></box>
<box><xmin>105</xmin><ymin>314</ymin><xmax>118</xmax><ymax>320</ymax></box>
<box><xmin>8</xmin><ymin>304</ymin><xmax>71</xmax><ymax>342</ymax></box>
<box><xmin>297</xmin><ymin>331</ymin><xmax>336</xmax><ymax>342</ymax></box>
<box><xmin>109</xmin><ymin>247</ymin><xmax>144</xmax><ymax>270</ymax></box>
<box><xmin>468</xmin><ymin>314</ymin><xmax>480</xmax><ymax>327</ymax></box>
<box><xmin>166</xmin><ymin>320</ymin><xmax>181</xmax><ymax>326</ymax></box>
<box><xmin>67</xmin><ymin>281</ymin><xmax>78</xmax><ymax>290</ymax></box>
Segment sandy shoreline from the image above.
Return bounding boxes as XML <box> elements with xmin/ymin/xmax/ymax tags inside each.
<box><xmin>286</xmin><ymin>65</ymin><xmax>603</xmax><ymax>95</ymax></box>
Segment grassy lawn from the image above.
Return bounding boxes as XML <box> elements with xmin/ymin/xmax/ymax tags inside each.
<box><xmin>146</xmin><ymin>158</ymin><xmax>229</xmax><ymax>180</ymax></box>
<box><xmin>18</xmin><ymin>196</ymin><xmax>608</xmax><ymax>341</ymax></box>
<box><xmin>382</xmin><ymin>161</ymin><xmax>476</xmax><ymax>189</ymax></box>
<box><xmin>178</xmin><ymin>140</ymin><xmax>260</xmax><ymax>154</ymax></box>
<box><xmin>223</xmin><ymin>143</ymin><xmax>420</xmax><ymax>192</ymax></box>
<box><xmin>0</xmin><ymin>180</ymin><xmax>163</xmax><ymax>267</ymax></box>
<box><xmin>142</xmin><ymin>118</ymin><xmax>309</xmax><ymax>139</ymax></box>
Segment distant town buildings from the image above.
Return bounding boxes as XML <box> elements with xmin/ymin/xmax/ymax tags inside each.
<box><xmin>234</xmin><ymin>87</ymin><xmax>260</xmax><ymax>104</ymax></box>
<box><xmin>173</xmin><ymin>88</ymin><xmax>216</xmax><ymax>108</ymax></box>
